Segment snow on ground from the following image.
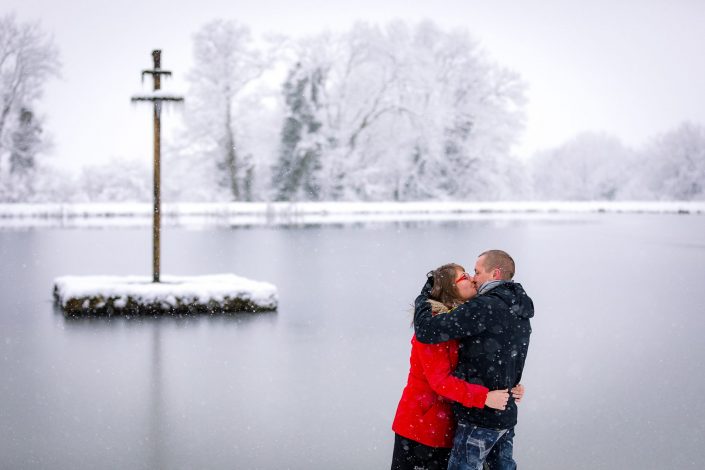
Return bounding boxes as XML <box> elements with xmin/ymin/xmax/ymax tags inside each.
<box><xmin>1</xmin><ymin>201</ymin><xmax>704</xmax><ymax>229</ymax></box>
<box><xmin>54</xmin><ymin>274</ymin><xmax>278</xmax><ymax>314</ymax></box>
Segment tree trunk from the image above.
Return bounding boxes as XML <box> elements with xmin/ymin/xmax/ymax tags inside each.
<box><xmin>223</xmin><ymin>104</ymin><xmax>239</xmax><ymax>200</ymax></box>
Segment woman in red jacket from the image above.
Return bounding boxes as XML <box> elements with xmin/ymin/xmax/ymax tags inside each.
<box><xmin>391</xmin><ymin>263</ymin><xmax>524</xmax><ymax>470</ymax></box>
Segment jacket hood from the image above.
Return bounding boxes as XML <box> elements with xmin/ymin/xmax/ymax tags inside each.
<box><xmin>494</xmin><ymin>282</ymin><xmax>534</xmax><ymax>320</ymax></box>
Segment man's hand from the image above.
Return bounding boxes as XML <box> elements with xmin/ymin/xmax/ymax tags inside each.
<box><xmin>421</xmin><ymin>275</ymin><xmax>434</xmax><ymax>297</ymax></box>
<box><xmin>511</xmin><ymin>384</ymin><xmax>525</xmax><ymax>404</ymax></box>
<box><xmin>484</xmin><ymin>389</ymin><xmax>510</xmax><ymax>410</ymax></box>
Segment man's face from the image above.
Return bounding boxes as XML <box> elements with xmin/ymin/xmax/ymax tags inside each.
<box><xmin>473</xmin><ymin>255</ymin><xmax>494</xmax><ymax>288</ymax></box>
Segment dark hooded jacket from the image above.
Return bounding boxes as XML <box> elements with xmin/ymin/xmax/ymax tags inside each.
<box><xmin>414</xmin><ymin>281</ymin><xmax>534</xmax><ymax>430</ymax></box>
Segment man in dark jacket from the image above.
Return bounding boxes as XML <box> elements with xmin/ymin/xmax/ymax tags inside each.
<box><xmin>414</xmin><ymin>250</ymin><xmax>534</xmax><ymax>470</ymax></box>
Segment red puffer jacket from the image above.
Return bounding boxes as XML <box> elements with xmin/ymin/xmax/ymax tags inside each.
<box><xmin>392</xmin><ymin>334</ymin><xmax>489</xmax><ymax>448</ymax></box>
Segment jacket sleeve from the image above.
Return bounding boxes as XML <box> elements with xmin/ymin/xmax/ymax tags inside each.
<box><xmin>413</xmin><ymin>294</ymin><xmax>491</xmax><ymax>344</ymax></box>
<box><xmin>416</xmin><ymin>340</ymin><xmax>489</xmax><ymax>409</ymax></box>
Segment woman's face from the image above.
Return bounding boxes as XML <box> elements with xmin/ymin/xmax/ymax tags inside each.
<box><xmin>454</xmin><ymin>268</ymin><xmax>477</xmax><ymax>301</ymax></box>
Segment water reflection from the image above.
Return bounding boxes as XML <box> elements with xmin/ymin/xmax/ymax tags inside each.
<box><xmin>60</xmin><ymin>310</ymin><xmax>276</xmax><ymax>328</ymax></box>
<box><xmin>59</xmin><ymin>309</ymin><xmax>277</xmax><ymax>467</ymax></box>
<box><xmin>149</xmin><ymin>324</ymin><xmax>164</xmax><ymax>470</ymax></box>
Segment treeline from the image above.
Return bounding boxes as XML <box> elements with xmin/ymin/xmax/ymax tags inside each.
<box><xmin>1</xmin><ymin>15</ymin><xmax>704</xmax><ymax>202</ymax></box>
<box><xmin>529</xmin><ymin>124</ymin><xmax>705</xmax><ymax>201</ymax></box>
<box><xmin>170</xmin><ymin>20</ymin><xmax>527</xmax><ymax>202</ymax></box>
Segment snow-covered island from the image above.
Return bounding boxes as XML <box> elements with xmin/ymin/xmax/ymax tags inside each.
<box><xmin>53</xmin><ymin>274</ymin><xmax>278</xmax><ymax>315</ymax></box>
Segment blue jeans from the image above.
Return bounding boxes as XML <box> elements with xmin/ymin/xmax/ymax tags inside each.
<box><xmin>447</xmin><ymin>424</ymin><xmax>516</xmax><ymax>470</ymax></box>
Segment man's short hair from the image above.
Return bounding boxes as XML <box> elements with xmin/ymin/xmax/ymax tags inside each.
<box><xmin>478</xmin><ymin>250</ymin><xmax>515</xmax><ymax>280</ymax></box>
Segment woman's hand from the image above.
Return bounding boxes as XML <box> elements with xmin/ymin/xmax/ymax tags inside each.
<box><xmin>484</xmin><ymin>389</ymin><xmax>509</xmax><ymax>410</ymax></box>
<box><xmin>421</xmin><ymin>275</ymin><xmax>434</xmax><ymax>296</ymax></box>
<box><xmin>511</xmin><ymin>384</ymin><xmax>525</xmax><ymax>403</ymax></box>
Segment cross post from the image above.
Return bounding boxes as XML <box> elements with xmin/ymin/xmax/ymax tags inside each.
<box><xmin>131</xmin><ymin>50</ymin><xmax>184</xmax><ymax>283</ymax></box>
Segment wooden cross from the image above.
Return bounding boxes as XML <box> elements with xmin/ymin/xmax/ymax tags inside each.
<box><xmin>131</xmin><ymin>50</ymin><xmax>184</xmax><ymax>283</ymax></box>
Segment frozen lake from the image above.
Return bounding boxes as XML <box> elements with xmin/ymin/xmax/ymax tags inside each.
<box><xmin>1</xmin><ymin>214</ymin><xmax>705</xmax><ymax>469</ymax></box>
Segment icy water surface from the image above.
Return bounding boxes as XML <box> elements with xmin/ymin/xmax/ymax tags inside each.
<box><xmin>1</xmin><ymin>214</ymin><xmax>705</xmax><ymax>469</ymax></box>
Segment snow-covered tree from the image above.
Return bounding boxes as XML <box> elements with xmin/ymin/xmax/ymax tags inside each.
<box><xmin>0</xmin><ymin>14</ymin><xmax>60</xmax><ymax>202</ymax></box>
<box><xmin>394</xmin><ymin>21</ymin><xmax>526</xmax><ymax>200</ymax></box>
<box><xmin>529</xmin><ymin>132</ymin><xmax>633</xmax><ymax>200</ymax></box>
<box><xmin>632</xmin><ymin>122</ymin><xmax>705</xmax><ymax>200</ymax></box>
<box><xmin>270</xmin><ymin>21</ymin><xmax>527</xmax><ymax>201</ymax></box>
<box><xmin>182</xmin><ymin>20</ymin><xmax>269</xmax><ymax>201</ymax></box>
<box><xmin>75</xmin><ymin>157</ymin><xmax>151</xmax><ymax>202</ymax></box>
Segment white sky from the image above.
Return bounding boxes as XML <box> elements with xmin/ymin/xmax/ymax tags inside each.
<box><xmin>5</xmin><ymin>0</ymin><xmax>705</xmax><ymax>169</ymax></box>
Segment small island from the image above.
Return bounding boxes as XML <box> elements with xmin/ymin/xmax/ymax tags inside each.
<box><xmin>54</xmin><ymin>274</ymin><xmax>278</xmax><ymax>315</ymax></box>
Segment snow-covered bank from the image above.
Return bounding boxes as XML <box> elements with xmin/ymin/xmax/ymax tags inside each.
<box><xmin>54</xmin><ymin>274</ymin><xmax>278</xmax><ymax>315</ymax></box>
<box><xmin>2</xmin><ymin>201</ymin><xmax>704</xmax><ymax>229</ymax></box>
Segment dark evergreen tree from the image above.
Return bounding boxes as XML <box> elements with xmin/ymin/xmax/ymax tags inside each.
<box><xmin>9</xmin><ymin>108</ymin><xmax>41</xmax><ymax>176</ymax></box>
<box><xmin>272</xmin><ymin>63</ymin><xmax>325</xmax><ymax>201</ymax></box>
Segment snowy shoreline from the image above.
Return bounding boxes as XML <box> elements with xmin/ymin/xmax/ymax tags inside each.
<box><xmin>1</xmin><ymin>201</ymin><xmax>703</xmax><ymax>229</ymax></box>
